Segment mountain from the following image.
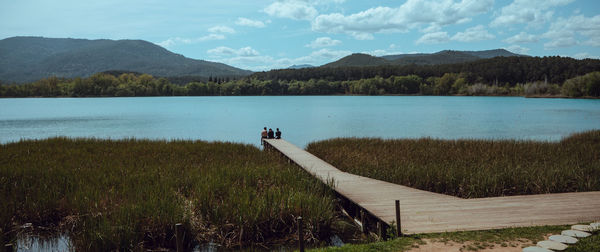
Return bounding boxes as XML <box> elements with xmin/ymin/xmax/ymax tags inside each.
<box><xmin>0</xmin><ymin>36</ymin><xmax>252</xmax><ymax>83</ymax></box>
<box><xmin>381</xmin><ymin>53</ymin><xmax>430</xmax><ymax>61</ymax></box>
<box><xmin>390</xmin><ymin>50</ymin><xmax>480</xmax><ymax>65</ymax></box>
<box><xmin>462</xmin><ymin>49</ymin><xmax>524</xmax><ymax>58</ymax></box>
<box><xmin>322</xmin><ymin>53</ymin><xmax>390</xmax><ymax>68</ymax></box>
<box><xmin>325</xmin><ymin>49</ymin><xmax>526</xmax><ymax>68</ymax></box>
<box><xmin>288</xmin><ymin>64</ymin><xmax>315</xmax><ymax>69</ymax></box>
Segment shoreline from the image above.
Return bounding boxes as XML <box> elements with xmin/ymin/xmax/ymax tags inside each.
<box><xmin>1</xmin><ymin>93</ymin><xmax>599</xmax><ymax>99</ymax></box>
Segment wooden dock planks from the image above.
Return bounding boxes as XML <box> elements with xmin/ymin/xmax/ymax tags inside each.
<box><xmin>264</xmin><ymin>139</ymin><xmax>600</xmax><ymax>234</ymax></box>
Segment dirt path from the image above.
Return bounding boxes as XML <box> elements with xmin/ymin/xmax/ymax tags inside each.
<box><xmin>406</xmin><ymin>238</ymin><xmax>537</xmax><ymax>252</ymax></box>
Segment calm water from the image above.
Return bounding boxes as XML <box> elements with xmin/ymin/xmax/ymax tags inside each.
<box><xmin>1</xmin><ymin>96</ymin><xmax>599</xmax><ymax>147</ymax></box>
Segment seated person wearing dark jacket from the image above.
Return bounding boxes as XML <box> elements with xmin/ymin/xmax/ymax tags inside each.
<box><xmin>267</xmin><ymin>128</ymin><xmax>274</xmax><ymax>139</ymax></box>
<box><xmin>275</xmin><ymin>128</ymin><xmax>282</xmax><ymax>139</ymax></box>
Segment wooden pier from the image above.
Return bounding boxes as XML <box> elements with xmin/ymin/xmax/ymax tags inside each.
<box><xmin>263</xmin><ymin>139</ymin><xmax>600</xmax><ymax>235</ymax></box>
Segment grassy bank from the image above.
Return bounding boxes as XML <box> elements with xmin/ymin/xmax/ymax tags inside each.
<box><xmin>0</xmin><ymin>138</ymin><xmax>336</xmax><ymax>250</ymax></box>
<box><xmin>307</xmin><ymin>130</ymin><xmax>600</xmax><ymax>198</ymax></box>
<box><xmin>311</xmin><ymin>225</ymin><xmax>599</xmax><ymax>252</ymax></box>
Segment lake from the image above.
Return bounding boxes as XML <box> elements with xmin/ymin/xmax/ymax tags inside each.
<box><xmin>1</xmin><ymin>96</ymin><xmax>599</xmax><ymax>147</ymax></box>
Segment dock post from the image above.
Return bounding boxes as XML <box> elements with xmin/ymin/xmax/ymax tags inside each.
<box><xmin>395</xmin><ymin>200</ymin><xmax>402</xmax><ymax>237</ymax></box>
<box><xmin>175</xmin><ymin>223</ymin><xmax>184</xmax><ymax>252</ymax></box>
<box><xmin>298</xmin><ymin>217</ymin><xmax>305</xmax><ymax>252</ymax></box>
<box><xmin>360</xmin><ymin>209</ymin><xmax>368</xmax><ymax>234</ymax></box>
<box><xmin>377</xmin><ymin>221</ymin><xmax>386</xmax><ymax>240</ymax></box>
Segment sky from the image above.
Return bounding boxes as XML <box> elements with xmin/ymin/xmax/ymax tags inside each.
<box><xmin>1</xmin><ymin>0</ymin><xmax>599</xmax><ymax>71</ymax></box>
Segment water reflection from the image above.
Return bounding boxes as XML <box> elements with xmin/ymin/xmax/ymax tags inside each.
<box><xmin>11</xmin><ymin>235</ymin><xmax>343</xmax><ymax>251</ymax></box>
<box><xmin>16</xmin><ymin>234</ymin><xmax>72</xmax><ymax>252</ymax></box>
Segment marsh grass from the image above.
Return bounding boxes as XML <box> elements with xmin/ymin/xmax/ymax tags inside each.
<box><xmin>0</xmin><ymin>138</ymin><xmax>336</xmax><ymax>250</ymax></box>
<box><xmin>306</xmin><ymin>130</ymin><xmax>600</xmax><ymax>198</ymax></box>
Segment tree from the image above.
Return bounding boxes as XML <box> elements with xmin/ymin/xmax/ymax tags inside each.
<box><xmin>72</xmin><ymin>77</ymin><xmax>94</xmax><ymax>97</ymax></box>
<box><xmin>452</xmin><ymin>77</ymin><xmax>467</xmax><ymax>94</ymax></box>
<box><xmin>583</xmin><ymin>71</ymin><xmax>600</xmax><ymax>96</ymax></box>
<box><xmin>186</xmin><ymin>82</ymin><xmax>207</xmax><ymax>96</ymax></box>
<box><xmin>90</xmin><ymin>73</ymin><xmax>118</xmax><ymax>96</ymax></box>
<box><xmin>433</xmin><ymin>73</ymin><xmax>457</xmax><ymax>95</ymax></box>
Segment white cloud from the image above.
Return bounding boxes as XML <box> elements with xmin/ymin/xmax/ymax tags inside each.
<box><xmin>157</xmin><ymin>38</ymin><xmax>188</xmax><ymax>48</ymax></box>
<box><xmin>208</xmin><ymin>47</ymin><xmax>351</xmax><ymax>71</ymax></box>
<box><xmin>312</xmin><ymin>0</ymin><xmax>493</xmax><ymax>39</ymax></box>
<box><xmin>235</xmin><ymin>17</ymin><xmax>266</xmax><ymax>28</ymax></box>
<box><xmin>199</xmin><ymin>34</ymin><xmax>227</xmax><ymax>41</ymax></box>
<box><xmin>314</xmin><ymin>0</ymin><xmax>346</xmax><ymax>4</ymax></box>
<box><xmin>219</xmin><ymin>55</ymin><xmax>280</xmax><ymax>71</ymax></box>
<box><xmin>563</xmin><ymin>15</ymin><xmax>600</xmax><ymax>46</ymax></box>
<box><xmin>207</xmin><ymin>46</ymin><xmax>260</xmax><ymax>57</ymax></box>
<box><xmin>366</xmin><ymin>49</ymin><xmax>389</xmax><ymax>56</ymax></box>
<box><xmin>451</xmin><ymin>25</ymin><xmax>495</xmax><ymax>42</ymax></box>
<box><xmin>305</xmin><ymin>37</ymin><xmax>341</xmax><ymax>48</ymax></box>
<box><xmin>544</xmin><ymin>37</ymin><xmax>578</xmax><ymax>49</ymax></box>
<box><xmin>504</xmin><ymin>45</ymin><xmax>530</xmax><ymax>54</ymax></box>
<box><xmin>362</xmin><ymin>49</ymin><xmax>404</xmax><ymax>57</ymax></box>
<box><xmin>422</xmin><ymin>24</ymin><xmax>442</xmax><ymax>33</ymax></box>
<box><xmin>584</xmin><ymin>39</ymin><xmax>600</xmax><ymax>47</ymax></box>
<box><xmin>207</xmin><ymin>46</ymin><xmax>236</xmax><ymax>55</ymax></box>
<box><xmin>416</xmin><ymin>32</ymin><xmax>450</xmax><ymax>44</ymax></box>
<box><xmin>361</xmin><ymin>44</ymin><xmax>407</xmax><ymax>56</ymax></box>
<box><xmin>572</xmin><ymin>52</ymin><xmax>599</xmax><ymax>59</ymax></box>
<box><xmin>295</xmin><ymin>48</ymin><xmax>351</xmax><ymax>64</ymax></box>
<box><xmin>208</xmin><ymin>25</ymin><xmax>235</xmax><ymax>34</ymax></box>
<box><xmin>503</xmin><ymin>32</ymin><xmax>539</xmax><ymax>43</ymax></box>
<box><xmin>542</xmin><ymin>14</ymin><xmax>600</xmax><ymax>49</ymax></box>
<box><xmin>312</xmin><ymin>7</ymin><xmax>398</xmax><ymax>36</ymax></box>
<box><xmin>264</xmin><ymin>0</ymin><xmax>318</xmax><ymax>20</ymax></box>
<box><xmin>157</xmin><ymin>34</ymin><xmax>225</xmax><ymax>47</ymax></box>
<box><xmin>350</xmin><ymin>32</ymin><xmax>375</xmax><ymax>40</ymax></box>
<box><xmin>491</xmin><ymin>0</ymin><xmax>574</xmax><ymax>27</ymax></box>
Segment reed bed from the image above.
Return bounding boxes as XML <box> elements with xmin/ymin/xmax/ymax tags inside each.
<box><xmin>306</xmin><ymin>130</ymin><xmax>600</xmax><ymax>198</ymax></box>
<box><xmin>0</xmin><ymin>138</ymin><xmax>335</xmax><ymax>250</ymax></box>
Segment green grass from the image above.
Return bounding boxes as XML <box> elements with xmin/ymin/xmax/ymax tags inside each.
<box><xmin>306</xmin><ymin>130</ymin><xmax>600</xmax><ymax>198</ymax></box>
<box><xmin>309</xmin><ymin>236</ymin><xmax>419</xmax><ymax>252</ymax></box>
<box><xmin>311</xmin><ymin>225</ymin><xmax>600</xmax><ymax>252</ymax></box>
<box><xmin>565</xmin><ymin>231</ymin><xmax>600</xmax><ymax>252</ymax></box>
<box><xmin>421</xmin><ymin>225</ymin><xmax>567</xmax><ymax>245</ymax></box>
<box><xmin>0</xmin><ymin>138</ymin><xmax>336</xmax><ymax>250</ymax></box>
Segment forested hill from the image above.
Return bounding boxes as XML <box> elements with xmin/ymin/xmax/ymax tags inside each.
<box><xmin>324</xmin><ymin>49</ymin><xmax>523</xmax><ymax>68</ymax></box>
<box><xmin>323</xmin><ymin>53</ymin><xmax>390</xmax><ymax>67</ymax></box>
<box><xmin>0</xmin><ymin>36</ymin><xmax>252</xmax><ymax>83</ymax></box>
<box><xmin>254</xmin><ymin>56</ymin><xmax>600</xmax><ymax>85</ymax></box>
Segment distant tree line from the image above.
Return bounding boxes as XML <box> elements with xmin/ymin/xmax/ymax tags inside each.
<box><xmin>1</xmin><ymin>71</ymin><xmax>599</xmax><ymax>98</ymax></box>
<box><xmin>1</xmin><ymin>56</ymin><xmax>599</xmax><ymax>98</ymax></box>
<box><xmin>253</xmin><ymin>56</ymin><xmax>600</xmax><ymax>86</ymax></box>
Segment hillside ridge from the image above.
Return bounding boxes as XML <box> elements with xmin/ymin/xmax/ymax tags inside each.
<box><xmin>324</xmin><ymin>48</ymin><xmax>526</xmax><ymax>68</ymax></box>
<box><xmin>0</xmin><ymin>36</ymin><xmax>252</xmax><ymax>83</ymax></box>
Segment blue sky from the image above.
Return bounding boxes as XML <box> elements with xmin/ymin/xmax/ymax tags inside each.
<box><xmin>1</xmin><ymin>0</ymin><xmax>599</xmax><ymax>71</ymax></box>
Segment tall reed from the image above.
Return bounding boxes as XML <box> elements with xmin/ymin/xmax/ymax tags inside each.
<box><xmin>306</xmin><ymin>131</ymin><xmax>600</xmax><ymax>198</ymax></box>
<box><xmin>0</xmin><ymin>138</ymin><xmax>335</xmax><ymax>250</ymax></box>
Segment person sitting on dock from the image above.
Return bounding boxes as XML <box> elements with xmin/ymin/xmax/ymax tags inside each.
<box><xmin>275</xmin><ymin>128</ymin><xmax>281</xmax><ymax>139</ymax></box>
<box><xmin>261</xmin><ymin>127</ymin><xmax>267</xmax><ymax>145</ymax></box>
<box><xmin>268</xmin><ymin>128</ymin><xmax>275</xmax><ymax>139</ymax></box>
